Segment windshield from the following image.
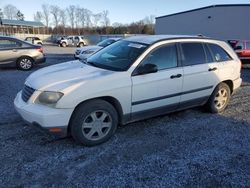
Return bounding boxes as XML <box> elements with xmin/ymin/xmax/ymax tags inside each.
<box><xmin>87</xmin><ymin>40</ymin><xmax>148</xmax><ymax>71</ymax></box>
<box><xmin>97</xmin><ymin>39</ymin><xmax>116</xmax><ymax>47</ymax></box>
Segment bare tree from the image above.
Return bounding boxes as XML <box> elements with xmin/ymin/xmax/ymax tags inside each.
<box><xmin>50</xmin><ymin>5</ymin><xmax>61</xmax><ymax>28</ymax></box>
<box><xmin>84</xmin><ymin>9</ymin><xmax>92</xmax><ymax>27</ymax></box>
<box><xmin>143</xmin><ymin>15</ymin><xmax>155</xmax><ymax>25</ymax></box>
<box><xmin>0</xmin><ymin>8</ymin><xmax>3</xmax><ymax>19</ymax></box>
<box><xmin>78</xmin><ymin>8</ymin><xmax>86</xmax><ymax>28</ymax></box>
<box><xmin>67</xmin><ymin>5</ymin><xmax>76</xmax><ymax>29</ymax></box>
<box><xmin>59</xmin><ymin>9</ymin><xmax>67</xmax><ymax>27</ymax></box>
<box><xmin>75</xmin><ymin>7</ymin><xmax>82</xmax><ymax>29</ymax></box>
<box><xmin>3</xmin><ymin>4</ymin><xmax>18</xmax><ymax>20</ymax></box>
<box><xmin>33</xmin><ymin>11</ymin><xmax>43</xmax><ymax>22</ymax></box>
<box><xmin>16</xmin><ymin>10</ymin><xmax>24</xmax><ymax>21</ymax></box>
<box><xmin>41</xmin><ymin>4</ymin><xmax>50</xmax><ymax>27</ymax></box>
<box><xmin>93</xmin><ymin>13</ymin><xmax>102</xmax><ymax>27</ymax></box>
<box><xmin>59</xmin><ymin>9</ymin><xmax>67</xmax><ymax>34</ymax></box>
<box><xmin>101</xmin><ymin>10</ymin><xmax>110</xmax><ymax>27</ymax></box>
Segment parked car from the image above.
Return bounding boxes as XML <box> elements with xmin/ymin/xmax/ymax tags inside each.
<box><xmin>58</xmin><ymin>36</ymin><xmax>88</xmax><ymax>47</ymax></box>
<box><xmin>74</xmin><ymin>38</ymin><xmax>121</xmax><ymax>60</ymax></box>
<box><xmin>15</xmin><ymin>35</ymin><xmax>242</xmax><ymax>146</ymax></box>
<box><xmin>24</xmin><ymin>37</ymin><xmax>43</xmax><ymax>45</ymax></box>
<box><xmin>55</xmin><ymin>36</ymin><xmax>67</xmax><ymax>43</ymax></box>
<box><xmin>228</xmin><ymin>40</ymin><xmax>250</xmax><ymax>61</ymax></box>
<box><xmin>0</xmin><ymin>36</ymin><xmax>46</xmax><ymax>70</ymax></box>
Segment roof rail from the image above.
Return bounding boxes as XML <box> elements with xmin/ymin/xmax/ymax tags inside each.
<box><xmin>197</xmin><ymin>34</ymin><xmax>205</xmax><ymax>37</ymax></box>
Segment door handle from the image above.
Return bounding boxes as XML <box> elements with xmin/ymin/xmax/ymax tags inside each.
<box><xmin>208</xmin><ymin>67</ymin><xmax>217</xmax><ymax>71</ymax></box>
<box><xmin>12</xmin><ymin>49</ymin><xmax>18</xmax><ymax>52</ymax></box>
<box><xmin>170</xmin><ymin>74</ymin><xmax>182</xmax><ymax>79</ymax></box>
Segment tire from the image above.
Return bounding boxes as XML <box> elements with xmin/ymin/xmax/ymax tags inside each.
<box><xmin>70</xmin><ymin>99</ymin><xmax>118</xmax><ymax>146</ymax></box>
<box><xmin>206</xmin><ymin>83</ymin><xmax>231</xmax><ymax>113</ymax></box>
<box><xmin>37</xmin><ymin>42</ymin><xmax>42</xmax><ymax>45</ymax></box>
<box><xmin>16</xmin><ymin>57</ymin><xmax>34</xmax><ymax>71</ymax></box>
<box><xmin>61</xmin><ymin>42</ymin><xmax>67</xmax><ymax>47</ymax></box>
<box><xmin>79</xmin><ymin>42</ymin><xmax>84</xmax><ymax>47</ymax></box>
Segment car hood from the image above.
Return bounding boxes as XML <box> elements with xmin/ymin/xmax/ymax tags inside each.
<box><xmin>25</xmin><ymin>60</ymin><xmax>114</xmax><ymax>91</ymax></box>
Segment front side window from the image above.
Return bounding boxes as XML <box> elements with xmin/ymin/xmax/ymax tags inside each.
<box><xmin>208</xmin><ymin>43</ymin><xmax>232</xmax><ymax>62</ymax></box>
<box><xmin>86</xmin><ymin>40</ymin><xmax>148</xmax><ymax>71</ymax></box>
<box><xmin>139</xmin><ymin>43</ymin><xmax>177</xmax><ymax>70</ymax></box>
<box><xmin>0</xmin><ymin>39</ymin><xmax>21</xmax><ymax>48</ymax></box>
<box><xmin>181</xmin><ymin>42</ymin><xmax>206</xmax><ymax>66</ymax></box>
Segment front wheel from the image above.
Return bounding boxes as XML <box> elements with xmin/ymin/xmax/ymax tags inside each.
<box><xmin>206</xmin><ymin>83</ymin><xmax>231</xmax><ymax>113</ymax></box>
<box><xmin>70</xmin><ymin>100</ymin><xmax>118</xmax><ymax>146</ymax></box>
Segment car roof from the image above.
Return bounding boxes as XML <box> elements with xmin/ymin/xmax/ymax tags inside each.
<box><xmin>124</xmin><ymin>35</ymin><xmax>211</xmax><ymax>45</ymax></box>
<box><xmin>0</xmin><ymin>36</ymin><xmax>21</xmax><ymax>40</ymax></box>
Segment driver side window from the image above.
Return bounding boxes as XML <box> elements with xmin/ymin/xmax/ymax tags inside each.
<box><xmin>140</xmin><ymin>43</ymin><xmax>177</xmax><ymax>71</ymax></box>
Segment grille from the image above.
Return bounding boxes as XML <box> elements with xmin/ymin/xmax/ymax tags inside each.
<box><xmin>21</xmin><ymin>85</ymin><xmax>35</xmax><ymax>102</ymax></box>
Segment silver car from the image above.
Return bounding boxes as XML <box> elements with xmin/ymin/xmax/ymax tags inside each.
<box><xmin>0</xmin><ymin>36</ymin><xmax>46</xmax><ymax>70</ymax></box>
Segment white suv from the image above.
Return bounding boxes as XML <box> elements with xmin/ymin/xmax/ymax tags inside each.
<box><xmin>14</xmin><ymin>35</ymin><xmax>242</xmax><ymax>146</ymax></box>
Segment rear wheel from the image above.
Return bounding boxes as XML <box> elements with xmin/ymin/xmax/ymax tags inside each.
<box><xmin>17</xmin><ymin>57</ymin><xmax>34</xmax><ymax>71</ymax></box>
<box><xmin>70</xmin><ymin>99</ymin><xmax>118</xmax><ymax>146</ymax></box>
<box><xmin>79</xmin><ymin>42</ymin><xmax>84</xmax><ymax>47</ymax></box>
<box><xmin>206</xmin><ymin>83</ymin><xmax>231</xmax><ymax>113</ymax></box>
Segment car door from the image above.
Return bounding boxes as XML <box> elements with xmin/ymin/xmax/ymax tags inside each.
<box><xmin>131</xmin><ymin>43</ymin><xmax>183</xmax><ymax>119</ymax></box>
<box><xmin>67</xmin><ymin>37</ymin><xmax>73</xmax><ymax>46</ymax></box>
<box><xmin>179</xmin><ymin>42</ymin><xmax>219</xmax><ymax>108</ymax></box>
<box><xmin>0</xmin><ymin>38</ymin><xmax>22</xmax><ymax>65</ymax></box>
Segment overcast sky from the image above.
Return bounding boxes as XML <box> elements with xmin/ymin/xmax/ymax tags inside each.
<box><xmin>0</xmin><ymin>0</ymin><xmax>250</xmax><ymax>24</ymax></box>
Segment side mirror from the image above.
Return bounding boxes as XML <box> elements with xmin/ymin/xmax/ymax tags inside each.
<box><xmin>136</xmin><ymin>64</ymin><xmax>158</xmax><ymax>75</ymax></box>
<box><xmin>234</xmin><ymin>46</ymin><xmax>242</xmax><ymax>50</ymax></box>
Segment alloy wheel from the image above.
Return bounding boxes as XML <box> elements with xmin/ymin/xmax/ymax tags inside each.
<box><xmin>82</xmin><ymin>110</ymin><xmax>112</xmax><ymax>141</ymax></box>
<box><xmin>214</xmin><ymin>88</ymin><xmax>228</xmax><ymax>109</ymax></box>
<box><xmin>19</xmin><ymin>58</ymin><xmax>32</xmax><ymax>70</ymax></box>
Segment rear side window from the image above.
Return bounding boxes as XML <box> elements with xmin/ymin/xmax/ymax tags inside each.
<box><xmin>141</xmin><ymin>43</ymin><xmax>177</xmax><ymax>70</ymax></box>
<box><xmin>181</xmin><ymin>43</ymin><xmax>206</xmax><ymax>66</ymax></box>
<box><xmin>208</xmin><ymin>43</ymin><xmax>232</xmax><ymax>62</ymax></box>
<box><xmin>0</xmin><ymin>39</ymin><xmax>22</xmax><ymax>48</ymax></box>
<box><xmin>235</xmin><ymin>42</ymin><xmax>245</xmax><ymax>50</ymax></box>
<box><xmin>246</xmin><ymin>42</ymin><xmax>250</xmax><ymax>50</ymax></box>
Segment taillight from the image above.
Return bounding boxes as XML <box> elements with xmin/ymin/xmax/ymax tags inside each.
<box><xmin>37</xmin><ymin>47</ymin><xmax>43</xmax><ymax>53</ymax></box>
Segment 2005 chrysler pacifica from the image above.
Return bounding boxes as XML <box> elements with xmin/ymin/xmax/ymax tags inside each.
<box><xmin>14</xmin><ymin>35</ymin><xmax>242</xmax><ymax>146</ymax></box>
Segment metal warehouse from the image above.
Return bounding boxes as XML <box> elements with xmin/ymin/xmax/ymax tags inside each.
<box><xmin>155</xmin><ymin>4</ymin><xmax>250</xmax><ymax>40</ymax></box>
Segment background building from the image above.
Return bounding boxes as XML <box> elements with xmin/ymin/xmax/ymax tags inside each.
<box><xmin>0</xmin><ymin>19</ymin><xmax>44</xmax><ymax>35</ymax></box>
<box><xmin>155</xmin><ymin>4</ymin><xmax>250</xmax><ymax>40</ymax></box>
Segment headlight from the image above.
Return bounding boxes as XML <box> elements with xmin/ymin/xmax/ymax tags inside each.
<box><xmin>82</xmin><ymin>50</ymin><xmax>95</xmax><ymax>54</ymax></box>
<box><xmin>36</xmin><ymin>91</ymin><xmax>63</xmax><ymax>107</ymax></box>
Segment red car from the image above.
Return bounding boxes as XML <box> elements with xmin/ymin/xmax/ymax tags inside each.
<box><xmin>228</xmin><ymin>40</ymin><xmax>250</xmax><ymax>61</ymax></box>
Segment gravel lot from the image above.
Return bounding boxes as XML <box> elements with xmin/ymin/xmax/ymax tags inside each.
<box><xmin>0</xmin><ymin>45</ymin><xmax>249</xmax><ymax>187</ymax></box>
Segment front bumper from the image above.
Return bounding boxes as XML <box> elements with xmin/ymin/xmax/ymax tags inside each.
<box><xmin>14</xmin><ymin>91</ymin><xmax>74</xmax><ymax>137</ymax></box>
